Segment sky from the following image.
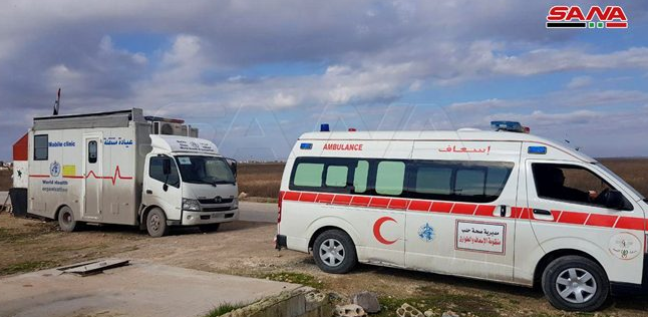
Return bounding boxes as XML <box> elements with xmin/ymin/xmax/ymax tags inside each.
<box><xmin>1</xmin><ymin>0</ymin><xmax>647</xmax><ymax>161</ymax></box>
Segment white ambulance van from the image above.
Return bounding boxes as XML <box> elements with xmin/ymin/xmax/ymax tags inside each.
<box><xmin>14</xmin><ymin>108</ymin><xmax>239</xmax><ymax>237</ymax></box>
<box><xmin>276</xmin><ymin>122</ymin><xmax>647</xmax><ymax>311</ymax></box>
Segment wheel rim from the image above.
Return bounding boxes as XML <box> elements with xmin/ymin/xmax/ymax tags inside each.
<box><xmin>319</xmin><ymin>238</ymin><xmax>345</xmax><ymax>267</ymax></box>
<box><xmin>149</xmin><ymin>214</ymin><xmax>161</xmax><ymax>232</ymax></box>
<box><xmin>555</xmin><ymin>268</ymin><xmax>597</xmax><ymax>304</ymax></box>
<box><xmin>62</xmin><ymin>212</ymin><xmax>72</xmax><ymax>224</ymax></box>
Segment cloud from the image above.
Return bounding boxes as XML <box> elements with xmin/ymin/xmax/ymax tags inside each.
<box><xmin>1</xmin><ymin>0</ymin><xmax>648</xmax><ymax>159</ymax></box>
<box><xmin>566</xmin><ymin>76</ymin><xmax>592</xmax><ymax>89</ymax></box>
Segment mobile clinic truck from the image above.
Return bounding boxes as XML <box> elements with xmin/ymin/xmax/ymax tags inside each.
<box><xmin>13</xmin><ymin>108</ymin><xmax>238</xmax><ymax>237</ymax></box>
<box><xmin>276</xmin><ymin>122</ymin><xmax>648</xmax><ymax>311</ymax></box>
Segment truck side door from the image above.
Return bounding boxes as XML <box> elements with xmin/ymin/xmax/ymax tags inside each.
<box><xmin>143</xmin><ymin>155</ymin><xmax>182</xmax><ymax>222</ymax></box>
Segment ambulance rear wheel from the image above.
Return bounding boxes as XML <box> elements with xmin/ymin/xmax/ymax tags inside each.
<box><xmin>313</xmin><ymin>229</ymin><xmax>357</xmax><ymax>274</ymax></box>
<box><xmin>541</xmin><ymin>255</ymin><xmax>609</xmax><ymax>312</ymax></box>
<box><xmin>58</xmin><ymin>206</ymin><xmax>81</xmax><ymax>232</ymax></box>
<box><xmin>146</xmin><ymin>208</ymin><xmax>169</xmax><ymax>238</ymax></box>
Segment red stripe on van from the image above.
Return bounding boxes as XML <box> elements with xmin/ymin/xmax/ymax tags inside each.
<box><xmin>408</xmin><ymin>200</ymin><xmax>432</xmax><ymax>212</ymax></box>
<box><xmin>585</xmin><ymin>214</ymin><xmax>619</xmax><ymax>228</ymax></box>
<box><xmin>316</xmin><ymin>193</ymin><xmax>334</xmax><ymax>204</ymax></box>
<box><xmin>332</xmin><ymin>194</ymin><xmax>352</xmax><ymax>205</ymax></box>
<box><xmin>369</xmin><ymin>197</ymin><xmax>391</xmax><ymax>208</ymax></box>
<box><xmin>452</xmin><ymin>203</ymin><xmax>476</xmax><ymax>215</ymax></box>
<box><xmin>551</xmin><ymin>210</ymin><xmax>562</xmax><ymax>221</ymax></box>
<box><xmin>350</xmin><ymin>196</ymin><xmax>371</xmax><ymax>207</ymax></box>
<box><xmin>389</xmin><ymin>199</ymin><xmax>409</xmax><ymax>210</ymax></box>
<box><xmin>614</xmin><ymin>217</ymin><xmax>645</xmax><ymax>231</ymax></box>
<box><xmin>300</xmin><ymin>192</ymin><xmax>318</xmax><ymax>203</ymax></box>
<box><xmin>431</xmin><ymin>202</ymin><xmax>453</xmax><ymax>213</ymax></box>
<box><xmin>558</xmin><ymin>211</ymin><xmax>589</xmax><ymax>225</ymax></box>
<box><xmin>283</xmin><ymin>191</ymin><xmax>300</xmax><ymax>201</ymax></box>
<box><xmin>474</xmin><ymin>205</ymin><xmax>495</xmax><ymax>216</ymax></box>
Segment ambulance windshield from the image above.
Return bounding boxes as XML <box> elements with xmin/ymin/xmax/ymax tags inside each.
<box><xmin>175</xmin><ymin>156</ymin><xmax>235</xmax><ymax>185</ymax></box>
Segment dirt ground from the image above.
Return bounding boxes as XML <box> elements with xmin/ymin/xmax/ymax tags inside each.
<box><xmin>2</xmin><ymin>214</ymin><xmax>648</xmax><ymax>317</ymax></box>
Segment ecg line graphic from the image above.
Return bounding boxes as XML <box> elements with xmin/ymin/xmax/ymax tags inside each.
<box><xmin>30</xmin><ymin>166</ymin><xmax>133</xmax><ymax>185</ymax></box>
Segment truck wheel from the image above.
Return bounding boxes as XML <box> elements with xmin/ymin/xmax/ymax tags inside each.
<box><xmin>146</xmin><ymin>208</ymin><xmax>169</xmax><ymax>238</ymax></box>
<box><xmin>313</xmin><ymin>229</ymin><xmax>357</xmax><ymax>274</ymax></box>
<box><xmin>541</xmin><ymin>255</ymin><xmax>609</xmax><ymax>311</ymax></box>
<box><xmin>58</xmin><ymin>206</ymin><xmax>81</xmax><ymax>232</ymax></box>
<box><xmin>198</xmin><ymin>223</ymin><xmax>220</xmax><ymax>233</ymax></box>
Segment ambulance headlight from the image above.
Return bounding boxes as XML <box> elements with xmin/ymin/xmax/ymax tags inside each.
<box><xmin>182</xmin><ymin>198</ymin><xmax>201</xmax><ymax>211</ymax></box>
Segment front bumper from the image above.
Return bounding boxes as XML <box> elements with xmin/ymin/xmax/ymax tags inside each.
<box><xmin>180</xmin><ymin>209</ymin><xmax>239</xmax><ymax>226</ymax></box>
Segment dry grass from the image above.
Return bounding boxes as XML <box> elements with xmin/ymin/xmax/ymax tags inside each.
<box><xmin>237</xmin><ymin>162</ymin><xmax>285</xmax><ymax>199</ymax></box>
<box><xmin>599</xmin><ymin>158</ymin><xmax>648</xmax><ymax>197</ymax></box>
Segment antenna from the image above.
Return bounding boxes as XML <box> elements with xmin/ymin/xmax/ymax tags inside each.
<box><xmin>53</xmin><ymin>88</ymin><xmax>61</xmax><ymax>116</ymax></box>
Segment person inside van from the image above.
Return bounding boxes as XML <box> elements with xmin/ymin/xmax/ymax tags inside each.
<box><xmin>535</xmin><ymin>165</ymin><xmax>592</xmax><ymax>204</ymax></box>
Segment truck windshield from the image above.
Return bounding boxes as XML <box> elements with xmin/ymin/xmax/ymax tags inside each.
<box><xmin>175</xmin><ymin>156</ymin><xmax>235</xmax><ymax>185</ymax></box>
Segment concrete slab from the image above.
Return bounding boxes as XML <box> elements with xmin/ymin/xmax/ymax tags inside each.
<box><xmin>0</xmin><ymin>260</ymin><xmax>301</xmax><ymax>317</ymax></box>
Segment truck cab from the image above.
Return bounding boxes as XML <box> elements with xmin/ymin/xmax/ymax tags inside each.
<box><xmin>142</xmin><ymin>135</ymin><xmax>238</xmax><ymax>237</ymax></box>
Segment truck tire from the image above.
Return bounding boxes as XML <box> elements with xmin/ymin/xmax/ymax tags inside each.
<box><xmin>312</xmin><ymin>229</ymin><xmax>357</xmax><ymax>274</ymax></box>
<box><xmin>198</xmin><ymin>223</ymin><xmax>220</xmax><ymax>233</ymax></box>
<box><xmin>146</xmin><ymin>208</ymin><xmax>169</xmax><ymax>238</ymax></box>
<box><xmin>58</xmin><ymin>206</ymin><xmax>81</xmax><ymax>232</ymax></box>
<box><xmin>541</xmin><ymin>255</ymin><xmax>609</xmax><ymax>311</ymax></box>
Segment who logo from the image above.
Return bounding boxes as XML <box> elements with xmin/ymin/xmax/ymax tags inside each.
<box><xmin>546</xmin><ymin>6</ymin><xmax>628</xmax><ymax>29</ymax></box>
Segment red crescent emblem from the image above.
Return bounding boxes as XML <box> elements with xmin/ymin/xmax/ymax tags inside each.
<box><xmin>373</xmin><ymin>216</ymin><xmax>397</xmax><ymax>245</ymax></box>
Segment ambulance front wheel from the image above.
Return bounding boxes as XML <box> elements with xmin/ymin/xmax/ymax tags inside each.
<box><xmin>146</xmin><ymin>208</ymin><xmax>169</xmax><ymax>238</ymax></box>
<box><xmin>58</xmin><ymin>206</ymin><xmax>82</xmax><ymax>232</ymax></box>
<box><xmin>541</xmin><ymin>255</ymin><xmax>609</xmax><ymax>312</ymax></box>
<box><xmin>312</xmin><ymin>229</ymin><xmax>358</xmax><ymax>274</ymax></box>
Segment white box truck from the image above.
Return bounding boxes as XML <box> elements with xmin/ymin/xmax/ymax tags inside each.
<box><xmin>15</xmin><ymin>108</ymin><xmax>239</xmax><ymax>237</ymax></box>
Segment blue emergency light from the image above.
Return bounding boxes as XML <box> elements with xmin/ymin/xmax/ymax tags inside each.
<box><xmin>491</xmin><ymin>121</ymin><xmax>525</xmax><ymax>133</ymax></box>
<box><xmin>320</xmin><ymin>124</ymin><xmax>330</xmax><ymax>132</ymax></box>
<box><xmin>528</xmin><ymin>146</ymin><xmax>547</xmax><ymax>155</ymax></box>
<box><xmin>300</xmin><ymin>143</ymin><xmax>313</xmax><ymax>150</ymax></box>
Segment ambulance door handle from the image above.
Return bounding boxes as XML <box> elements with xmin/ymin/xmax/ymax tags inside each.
<box><xmin>533</xmin><ymin>209</ymin><xmax>551</xmax><ymax>216</ymax></box>
<box><xmin>146</xmin><ymin>190</ymin><xmax>153</xmax><ymax>195</ymax></box>
<box><xmin>499</xmin><ymin>205</ymin><xmax>507</xmax><ymax>217</ymax></box>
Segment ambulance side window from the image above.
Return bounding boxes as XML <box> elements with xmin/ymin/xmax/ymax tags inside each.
<box><xmin>532</xmin><ymin>163</ymin><xmax>631</xmax><ymax>209</ymax></box>
<box><xmin>293</xmin><ymin>163</ymin><xmax>324</xmax><ymax>188</ymax></box>
<box><xmin>353</xmin><ymin>160</ymin><xmax>369</xmax><ymax>194</ymax></box>
<box><xmin>34</xmin><ymin>135</ymin><xmax>48</xmax><ymax>161</ymax></box>
<box><xmin>409</xmin><ymin>161</ymin><xmax>513</xmax><ymax>203</ymax></box>
<box><xmin>325</xmin><ymin>165</ymin><xmax>348</xmax><ymax>188</ymax></box>
<box><xmin>375</xmin><ymin>161</ymin><xmax>405</xmax><ymax>196</ymax></box>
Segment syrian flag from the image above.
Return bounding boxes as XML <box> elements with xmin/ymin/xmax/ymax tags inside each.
<box><xmin>53</xmin><ymin>88</ymin><xmax>61</xmax><ymax>115</ymax></box>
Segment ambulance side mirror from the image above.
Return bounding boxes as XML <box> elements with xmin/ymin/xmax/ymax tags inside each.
<box><xmin>605</xmin><ymin>190</ymin><xmax>625</xmax><ymax>210</ymax></box>
<box><xmin>226</xmin><ymin>158</ymin><xmax>237</xmax><ymax>179</ymax></box>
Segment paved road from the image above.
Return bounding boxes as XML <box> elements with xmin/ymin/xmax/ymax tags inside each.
<box><xmin>239</xmin><ymin>201</ymin><xmax>277</xmax><ymax>223</ymax></box>
<box><xmin>0</xmin><ymin>260</ymin><xmax>301</xmax><ymax>317</ymax></box>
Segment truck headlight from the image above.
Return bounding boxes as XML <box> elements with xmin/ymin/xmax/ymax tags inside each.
<box><xmin>232</xmin><ymin>198</ymin><xmax>239</xmax><ymax>209</ymax></box>
<box><xmin>182</xmin><ymin>198</ymin><xmax>201</xmax><ymax>211</ymax></box>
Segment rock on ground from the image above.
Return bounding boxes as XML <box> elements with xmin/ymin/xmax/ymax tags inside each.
<box><xmin>351</xmin><ymin>291</ymin><xmax>380</xmax><ymax>313</ymax></box>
